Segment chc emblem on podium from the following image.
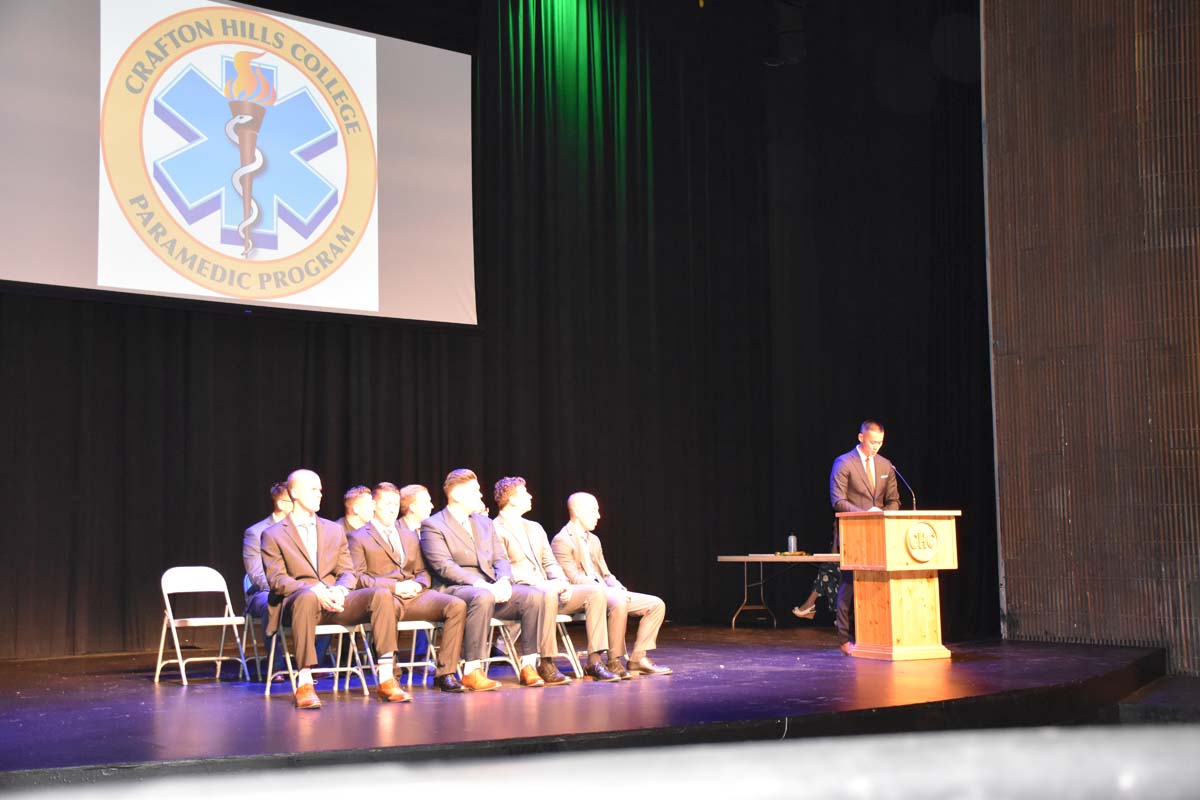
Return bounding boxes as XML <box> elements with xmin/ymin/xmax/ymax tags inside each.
<box><xmin>100</xmin><ymin>6</ymin><xmax>377</xmax><ymax>299</ymax></box>
<box><xmin>904</xmin><ymin>522</ymin><xmax>938</xmax><ymax>563</ymax></box>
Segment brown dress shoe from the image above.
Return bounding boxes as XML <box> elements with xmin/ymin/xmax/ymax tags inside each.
<box><xmin>294</xmin><ymin>682</ymin><xmax>321</xmax><ymax>709</ymax></box>
<box><xmin>605</xmin><ymin>659</ymin><xmax>632</xmax><ymax>680</ymax></box>
<box><xmin>840</xmin><ymin>641</ymin><xmax>855</xmax><ymax>656</ymax></box>
<box><xmin>519</xmin><ymin>664</ymin><xmax>545</xmax><ymax>687</ymax></box>
<box><xmin>461</xmin><ymin>668</ymin><xmax>501</xmax><ymax>692</ymax></box>
<box><xmin>376</xmin><ymin>677</ymin><xmax>412</xmax><ymax>703</ymax></box>
<box><xmin>625</xmin><ymin>656</ymin><xmax>672</xmax><ymax>676</ymax></box>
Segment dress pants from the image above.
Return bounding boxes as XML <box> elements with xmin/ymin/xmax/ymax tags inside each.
<box><xmin>603</xmin><ymin>587</ymin><xmax>665</xmax><ymax>658</ymax></box>
<box><xmin>442</xmin><ymin>583</ymin><xmax>546</xmax><ymax>661</ymax></box>
<box><xmin>835</xmin><ymin>569</ymin><xmax>855</xmax><ymax>643</ymax></box>
<box><xmin>529</xmin><ymin>583</ymin><xmax>608</xmax><ymax>656</ymax></box>
<box><xmin>394</xmin><ymin>589</ymin><xmax>467</xmax><ymax>677</ymax></box>
<box><xmin>281</xmin><ymin>586</ymin><xmax>397</xmax><ymax>670</ymax></box>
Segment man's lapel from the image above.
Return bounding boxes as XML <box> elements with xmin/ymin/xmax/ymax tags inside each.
<box><xmin>369</xmin><ymin>522</ymin><xmax>402</xmax><ymax>567</ymax></box>
<box><xmin>398</xmin><ymin>527</ymin><xmax>421</xmax><ymax>575</ymax></box>
<box><xmin>317</xmin><ymin>519</ymin><xmax>340</xmax><ymax>576</ymax></box>
<box><xmin>853</xmin><ymin>449</ymin><xmax>876</xmax><ymax>503</ymax></box>
<box><xmin>282</xmin><ymin>517</ymin><xmax>317</xmax><ymax>572</ymax></box>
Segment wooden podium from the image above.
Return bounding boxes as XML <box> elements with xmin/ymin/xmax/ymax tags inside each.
<box><xmin>836</xmin><ymin>510</ymin><xmax>961</xmax><ymax>661</ymax></box>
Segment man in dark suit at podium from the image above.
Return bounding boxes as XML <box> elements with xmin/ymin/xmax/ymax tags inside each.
<box><xmin>830</xmin><ymin>420</ymin><xmax>900</xmax><ymax>655</ymax></box>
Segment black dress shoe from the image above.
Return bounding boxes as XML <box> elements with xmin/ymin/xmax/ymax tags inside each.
<box><xmin>434</xmin><ymin>673</ymin><xmax>465</xmax><ymax>693</ymax></box>
<box><xmin>584</xmin><ymin>661</ymin><xmax>621</xmax><ymax>682</ymax></box>
<box><xmin>537</xmin><ymin>660</ymin><xmax>572</xmax><ymax>685</ymax></box>
<box><xmin>605</xmin><ymin>659</ymin><xmax>632</xmax><ymax>680</ymax></box>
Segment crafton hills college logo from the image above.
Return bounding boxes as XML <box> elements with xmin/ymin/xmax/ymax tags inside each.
<box><xmin>101</xmin><ymin>7</ymin><xmax>376</xmax><ymax>299</ymax></box>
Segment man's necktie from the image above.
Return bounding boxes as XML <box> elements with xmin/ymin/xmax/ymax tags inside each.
<box><xmin>387</xmin><ymin>530</ymin><xmax>403</xmax><ymax>561</ymax></box>
<box><xmin>302</xmin><ymin>523</ymin><xmax>318</xmax><ymax>570</ymax></box>
<box><xmin>867</xmin><ymin>456</ymin><xmax>876</xmax><ymax>493</ymax></box>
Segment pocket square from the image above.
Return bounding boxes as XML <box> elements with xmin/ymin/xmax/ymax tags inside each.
<box><xmin>879</xmin><ymin>474</ymin><xmax>889</xmax><ymax>479</ymax></box>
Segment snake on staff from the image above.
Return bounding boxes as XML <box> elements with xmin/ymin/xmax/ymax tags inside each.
<box><xmin>225</xmin><ymin>113</ymin><xmax>264</xmax><ymax>257</ymax></box>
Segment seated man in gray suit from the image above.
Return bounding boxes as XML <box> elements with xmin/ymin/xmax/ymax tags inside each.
<box><xmin>335</xmin><ymin>485</ymin><xmax>374</xmax><ymax>534</ymax></box>
<box><xmin>493</xmin><ymin>477</ymin><xmax>619</xmax><ymax>682</ymax></box>
<box><xmin>552</xmin><ymin>492</ymin><xmax>671</xmax><ymax>677</ymax></box>
<box><xmin>243</xmin><ymin>480</ymin><xmax>291</xmax><ymax>622</ymax></box>
<box><xmin>348</xmin><ymin>482</ymin><xmax>472</xmax><ymax>693</ymax></box>
<box><xmin>830</xmin><ymin>419</ymin><xmax>900</xmax><ymax>655</ymax></box>
<box><xmin>420</xmin><ymin>468</ymin><xmax>567</xmax><ymax>687</ymax></box>
<box><xmin>261</xmin><ymin>468</ymin><xmax>409</xmax><ymax>709</ymax></box>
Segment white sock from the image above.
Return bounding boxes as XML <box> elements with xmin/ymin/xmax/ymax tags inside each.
<box><xmin>378</xmin><ymin>657</ymin><xmax>394</xmax><ymax>683</ymax></box>
<box><xmin>463</xmin><ymin>659</ymin><xmax>482</xmax><ymax>675</ymax></box>
<box><xmin>520</xmin><ymin>654</ymin><xmax>538</xmax><ymax>669</ymax></box>
<box><xmin>297</xmin><ymin>668</ymin><xmax>313</xmax><ymax>687</ymax></box>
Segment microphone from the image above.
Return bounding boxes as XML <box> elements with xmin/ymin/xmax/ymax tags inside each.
<box><xmin>892</xmin><ymin>464</ymin><xmax>917</xmax><ymax>510</ymax></box>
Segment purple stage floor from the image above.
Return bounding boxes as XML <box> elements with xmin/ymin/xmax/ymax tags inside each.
<box><xmin>0</xmin><ymin>625</ymin><xmax>1166</xmax><ymax>786</ymax></box>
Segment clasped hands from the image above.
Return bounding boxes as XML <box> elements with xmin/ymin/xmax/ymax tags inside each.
<box><xmin>477</xmin><ymin>576</ymin><xmax>513</xmax><ymax>603</ymax></box>
<box><xmin>312</xmin><ymin>583</ymin><xmax>346</xmax><ymax>612</ymax></box>
<box><xmin>393</xmin><ymin>580</ymin><xmax>423</xmax><ymax>600</ymax></box>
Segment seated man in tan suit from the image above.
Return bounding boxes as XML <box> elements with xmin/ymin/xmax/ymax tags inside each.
<box><xmin>492</xmin><ymin>477</ymin><xmax>619</xmax><ymax>683</ymax></box>
<box><xmin>261</xmin><ymin>468</ymin><xmax>409</xmax><ymax>709</ymax></box>
<box><xmin>348</xmin><ymin>482</ymin><xmax>473</xmax><ymax>693</ymax></box>
<box><xmin>551</xmin><ymin>492</ymin><xmax>671</xmax><ymax>677</ymax></box>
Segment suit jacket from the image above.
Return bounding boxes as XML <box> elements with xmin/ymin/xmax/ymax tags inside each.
<box><xmin>830</xmin><ymin>447</ymin><xmax>901</xmax><ymax>551</ymax></box>
<box><xmin>829</xmin><ymin>447</ymin><xmax>901</xmax><ymax>513</ymax></box>
<box><xmin>551</xmin><ymin>522</ymin><xmax>624</xmax><ymax>589</ymax></box>
<box><xmin>242</xmin><ymin>514</ymin><xmax>277</xmax><ymax>597</ymax></box>
<box><xmin>347</xmin><ymin>521</ymin><xmax>431</xmax><ymax>593</ymax></box>
<box><xmin>419</xmin><ymin>508</ymin><xmax>512</xmax><ymax>588</ymax></box>
<box><xmin>260</xmin><ymin>515</ymin><xmax>357</xmax><ymax>635</ymax></box>
<box><xmin>493</xmin><ymin>514</ymin><xmax>566</xmax><ymax>585</ymax></box>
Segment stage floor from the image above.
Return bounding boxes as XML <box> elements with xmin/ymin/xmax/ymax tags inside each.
<box><xmin>0</xmin><ymin>625</ymin><xmax>1166</xmax><ymax>786</ymax></box>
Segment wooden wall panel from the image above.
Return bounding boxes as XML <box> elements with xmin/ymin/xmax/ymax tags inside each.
<box><xmin>984</xmin><ymin>0</ymin><xmax>1200</xmax><ymax>673</ymax></box>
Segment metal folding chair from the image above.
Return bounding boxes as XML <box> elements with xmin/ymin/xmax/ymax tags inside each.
<box><xmin>155</xmin><ymin>566</ymin><xmax>249</xmax><ymax>685</ymax></box>
<box><xmin>263</xmin><ymin>622</ymin><xmax>369</xmax><ymax>697</ymax></box>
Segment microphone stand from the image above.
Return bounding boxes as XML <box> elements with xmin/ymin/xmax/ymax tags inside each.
<box><xmin>892</xmin><ymin>465</ymin><xmax>917</xmax><ymax>511</ymax></box>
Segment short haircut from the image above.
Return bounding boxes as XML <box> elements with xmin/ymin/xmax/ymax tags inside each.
<box><xmin>269</xmin><ymin>481</ymin><xmax>289</xmax><ymax>501</ymax></box>
<box><xmin>567</xmin><ymin>491</ymin><xmax>596</xmax><ymax>516</ymax></box>
<box><xmin>860</xmin><ymin>419</ymin><xmax>885</xmax><ymax>434</ymax></box>
<box><xmin>443</xmin><ymin>468</ymin><xmax>478</xmax><ymax>496</ymax></box>
<box><xmin>285</xmin><ymin>468</ymin><xmax>317</xmax><ymax>495</ymax></box>
<box><xmin>372</xmin><ymin>482</ymin><xmax>401</xmax><ymax>500</ymax></box>
<box><xmin>493</xmin><ymin>476</ymin><xmax>527</xmax><ymax>509</ymax></box>
<box><xmin>397</xmin><ymin>484</ymin><xmax>429</xmax><ymax>516</ymax></box>
<box><xmin>343</xmin><ymin>485</ymin><xmax>371</xmax><ymax>510</ymax></box>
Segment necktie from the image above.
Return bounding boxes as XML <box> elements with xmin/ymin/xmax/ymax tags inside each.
<box><xmin>867</xmin><ymin>456</ymin><xmax>876</xmax><ymax>493</ymax></box>
<box><xmin>301</xmin><ymin>523</ymin><xmax>318</xmax><ymax>570</ymax></box>
<box><xmin>388</xmin><ymin>529</ymin><xmax>404</xmax><ymax>561</ymax></box>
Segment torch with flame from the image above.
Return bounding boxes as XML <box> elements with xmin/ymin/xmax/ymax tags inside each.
<box><xmin>223</xmin><ymin>52</ymin><xmax>276</xmax><ymax>257</ymax></box>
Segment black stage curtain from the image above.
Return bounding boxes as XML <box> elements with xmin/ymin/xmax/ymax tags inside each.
<box><xmin>0</xmin><ymin>0</ymin><xmax>994</xmax><ymax>658</ymax></box>
<box><xmin>764</xmin><ymin>1</ymin><xmax>998</xmax><ymax>640</ymax></box>
<box><xmin>474</xmin><ymin>0</ymin><xmax>775</xmax><ymax>626</ymax></box>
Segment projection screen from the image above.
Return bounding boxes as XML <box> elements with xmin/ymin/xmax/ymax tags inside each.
<box><xmin>1</xmin><ymin>0</ymin><xmax>476</xmax><ymax>324</ymax></box>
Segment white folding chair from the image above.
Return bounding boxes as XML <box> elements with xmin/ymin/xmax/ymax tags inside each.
<box><xmin>155</xmin><ymin>566</ymin><xmax>249</xmax><ymax>685</ymax></box>
<box><xmin>263</xmin><ymin>622</ymin><xmax>369</xmax><ymax>697</ymax></box>
<box><xmin>356</xmin><ymin>620</ymin><xmax>441</xmax><ymax>689</ymax></box>
<box><xmin>395</xmin><ymin>620</ymin><xmax>439</xmax><ymax>688</ymax></box>
<box><xmin>481</xmin><ymin>617</ymin><xmax>521</xmax><ymax>677</ymax></box>
<box><xmin>556</xmin><ymin>613</ymin><xmax>585</xmax><ymax>677</ymax></box>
